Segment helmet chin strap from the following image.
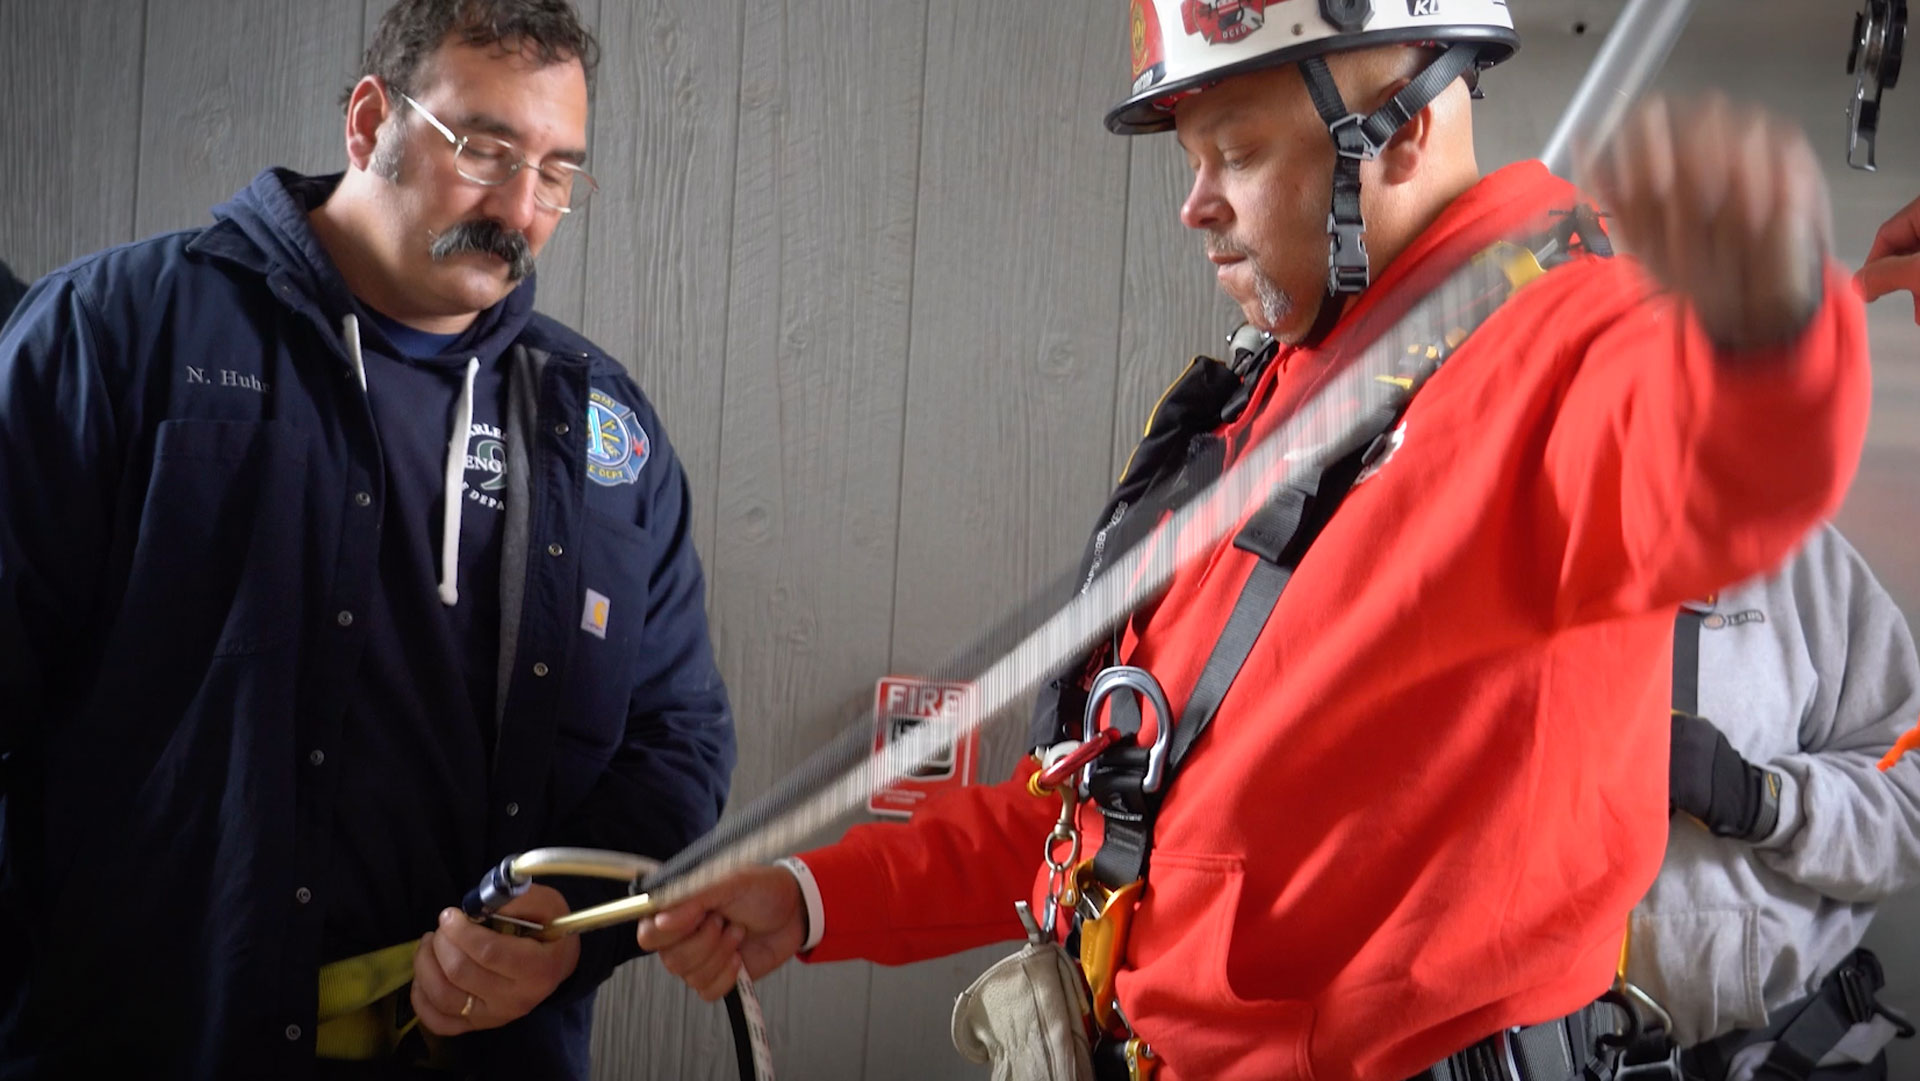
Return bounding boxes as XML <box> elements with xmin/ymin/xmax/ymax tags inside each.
<box><xmin>1294</xmin><ymin>43</ymin><xmax>1485</xmax><ymax>346</ymax></box>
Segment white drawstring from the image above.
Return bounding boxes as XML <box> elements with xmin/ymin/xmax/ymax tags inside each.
<box><xmin>341</xmin><ymin>314</ymin><xmax>368</xmax><ymax>392</ymax></box>
<box><xmin>341</xmin><ymin>313</ymin><xmax>475</xmax><ymax>607</ymax></box>
<box><xmin>439</xmin><ymin>357</ymin><xmax>480</xmax><ymax>606</ymax></box>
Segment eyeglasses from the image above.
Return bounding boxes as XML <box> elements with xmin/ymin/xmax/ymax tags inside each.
<box><xmin>399</xmin><ymin>93</ymin><xmax>598</xmax><ymax>214</ymax></box>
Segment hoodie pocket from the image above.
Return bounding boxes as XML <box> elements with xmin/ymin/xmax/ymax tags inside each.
<box><xmin>123</xmin><ymin>419</ymin><xmax>309</xmax><ymax>656</ymax></box>
<box><xmin>1127</xmin><ymin>851</ymin><xmax>1318</xmax><ymax>1079</ymax></box>
<box><xmin>1628</xmin><ymin>905</ymin><xmax>1767</xmax><ymax>1043</ymax></box>
<box><xmin>552</xmin><ymin>508</ymin><xmax>653</xmax><ymax>762</ymax></box>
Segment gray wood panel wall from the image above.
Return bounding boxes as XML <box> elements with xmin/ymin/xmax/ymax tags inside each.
<box><xmin>3</xmin><ymin>1</ymin><xmax>1917</xmax><ymax>1079</ymax></box>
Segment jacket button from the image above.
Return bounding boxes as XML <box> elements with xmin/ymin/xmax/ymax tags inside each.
<box><xmin>505</xmin><ymin>802</ymin><xmax>520</xmax><ymax>817</ymax></box>
<box><xmin>336</xmin><ymin>610</ymin><xmax>354</xmax><ymax>627</ymax></box>
<box><xmin>354</xmin><ymin>491</ymin><xmax>372</xmax><ymax>507</ymax></box>
<box><xmin>295</xmin><ymin>886</ymin><xmax>312</xmax><ymax>904</ymax></box>
<box><xmin>532</xmin><ymin>662</ymin><xmax>549</xmax><ymax>677</ymax></box>
<box><xmin>309</xmin><ymin>749</ymin><xmax>325</xmax><ymax>766</ymax></box>
<box><xmin>547</xmin><ymin>543</ymin><xmax>563</xmax><ymax>557</ymax></box>
<box><xmin>554</xmin><ymin>422</ymin><xmax>570</xmax><ymax>436</ymax></box>
<box><xmin>285</xmin><ymin>1024</ymin><xmax>302</xmax><ymax>1041</ymax></box>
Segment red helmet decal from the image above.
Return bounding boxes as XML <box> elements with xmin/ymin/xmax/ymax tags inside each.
<box><xmin>1181</xmin><ymin>0</ymin><xmax>1276</xmax><ymax>45</ymax></box>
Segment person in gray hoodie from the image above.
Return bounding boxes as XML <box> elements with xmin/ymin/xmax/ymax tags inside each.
<box><xmin>1626</xmin><ymin>523</ymin><xmax>1920</xmax><ymax>1080</ymax></box>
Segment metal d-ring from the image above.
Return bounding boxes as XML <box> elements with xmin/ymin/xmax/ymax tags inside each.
<box><xmin>1079</xmin><ymin>666</ymin><xmax>1175</xmax><ymax>796</ymax></box>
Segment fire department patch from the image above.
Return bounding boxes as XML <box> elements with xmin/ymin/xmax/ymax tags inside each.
<box><xmin>585</xmin><ymin>388</ymin><xmax>650</xmax><ymax>487</ymax></box>
<box><xmin>1131</xmin><ymin>0</ymin><xmax>1169</xmax><ymax>91</ymax></box>
<box><xmin>1182</xmin><ymin>0</ymin><xmax>1273</xmax><ymax>46</ymax></box>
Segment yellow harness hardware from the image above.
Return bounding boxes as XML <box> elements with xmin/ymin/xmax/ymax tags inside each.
<box><xmin>314</xmin><ymin>940</ymin><xmax>427</xmax><ymax>1061</ymax></box>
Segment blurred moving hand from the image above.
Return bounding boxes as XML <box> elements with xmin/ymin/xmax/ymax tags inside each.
<box><xmin>1858</xmin><ymin>191</ymin><xmax>1920</xmax><ymax>324</ymax></box>
<box><xmin>1583</xmin><ymin>94</ymin><xmax>1834</xmax><ymax>352</ymax></box>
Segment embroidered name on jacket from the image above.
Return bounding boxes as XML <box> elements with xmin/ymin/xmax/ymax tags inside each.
<box><xmin>585</xmin><ymin>388</ymin><xmax>650</xmax><ymax>487</ymax></box>
<box><xmin>185</xmin><ymin>366</ymin><xmax>270</xmax><ymax>394</ymax></box>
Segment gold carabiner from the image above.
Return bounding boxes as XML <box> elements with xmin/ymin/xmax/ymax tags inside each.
<box><xmin>1073</xmin><ymin>859</ymin><xmax>1144</xmax><ymax>1036</ymax></box>
<box><xmin>1124</xmin><ymin>1036</ymin><xmax>1160</xmax><ymax>1080</ymax></box>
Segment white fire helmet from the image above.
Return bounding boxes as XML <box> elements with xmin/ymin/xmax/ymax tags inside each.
<box><xmin>1109</xmin><ymin>0</ymin><xmax>1520</xmax><ymax>134</ymax></box>
<box><xmin>1111</xmin><ymin>0</ymin><xmax>1522</xmax><ymax>309</ymax></box>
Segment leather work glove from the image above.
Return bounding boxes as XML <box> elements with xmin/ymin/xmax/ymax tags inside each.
<box><xmin>1670</xmin><ymin>714</ymin><xmax>1782</xmax><ymax>842</ymax></box>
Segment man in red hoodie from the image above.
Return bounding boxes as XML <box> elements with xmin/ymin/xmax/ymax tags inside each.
<box><xmin>638</xmin><ymin>4</ymin><xmax>1872</xmax><ymax>1079</ymax></box>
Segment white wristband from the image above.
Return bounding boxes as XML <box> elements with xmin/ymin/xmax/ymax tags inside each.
<box><xmin>773</xmin><ymin>857</ymin><xmax>825</xmax><ymax>952</ymax></box>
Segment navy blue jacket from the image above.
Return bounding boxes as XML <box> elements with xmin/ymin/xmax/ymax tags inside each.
<box><xmin>0</xmin><ymin>170</ymin><xmax>735</xmax><ymax>1078</ymax></box>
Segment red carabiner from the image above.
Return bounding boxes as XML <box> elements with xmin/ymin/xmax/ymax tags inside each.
<box><xmin>1034</xmin><ymin>727</ymin><xmax>1126</xmax><ymax>792</ymax></box>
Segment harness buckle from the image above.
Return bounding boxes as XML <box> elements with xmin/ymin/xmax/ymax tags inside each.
<box><xmin>1324</xmin><ymin>113</ymin><xmax>1382</xmax><ymax>161</ymax></box>
<box><xmin>1326</xmin><ymin>214</ymin><xmax>1371</xmax><ymax>295</ymax></box>
<box><xmin>1613</xmin><ymin>1050</ymin><xmax>1685</xmax><ymax>1081</ymax></box>
<box><xmin>1838</xmin><ymin>962</ymin><xmax>1876</xmax><ymax>1025</ymax></box>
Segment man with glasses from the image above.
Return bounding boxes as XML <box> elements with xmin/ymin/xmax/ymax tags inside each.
<box><xmin>0</xmin><ymin>1</ymin><xmax>734</xmax><ymax>1077</ymax></box>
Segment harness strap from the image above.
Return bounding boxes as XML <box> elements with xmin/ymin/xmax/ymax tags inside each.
<box><xmin>1088</xmin><ymin>476</ymin><xmax>1326</xmax><ymax>889</ymax></box>
<box><xmin>1681</xmin><ymin>949</ymin><xmax>1914</xmax><ymax>1081</ymax></box>
<box><xmin>1030</xmin><ymin>336</ymin><xmax>1280</xmax><ymax>753</ymax></box>
<box><xmin>1299</xmin><ymin>45</ymin><xmax>1485</xmax><ymax>298</ymax></box>
<box><xmin>1172</xmin><ymin>485</ymin><xmax>1309</xmax><ymax>766</ymax></box>
<box><xmin>1405</xmin><ymin>999</ymin><xmax>1629</xmax><ymax>1081</ymax></box>
<box><xmin>1672</xmin><ymin>607</ymin><xmax>1704</xmax><ymax>718</ymax></box>
<box><xmin>315</xmin><ymin>940</ymin><xmax>433</xmax><ymax>1062</ymax></box>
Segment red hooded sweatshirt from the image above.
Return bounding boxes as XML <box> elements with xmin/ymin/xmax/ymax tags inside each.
<box><xmin>796</xmin><ymin>162</ymin><xmax>1872</xmax><ymax>1081</ymax></box>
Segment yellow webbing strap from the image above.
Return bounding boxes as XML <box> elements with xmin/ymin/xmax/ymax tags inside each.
<box><xmin>315</xmin><ymin>939</ymin><xmax>423</xmax><ymax>1060</ymax></box>
<box><xmin>1486</xmin><ymin>240</ymin><xmax>1549</xmax><ymax>291</ymax></box>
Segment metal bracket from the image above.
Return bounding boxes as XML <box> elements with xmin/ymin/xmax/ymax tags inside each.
<box><xmin>1848</xmin><ymin>0</ymin><xmax>1908</xmax><ymax>171</ymax></box>
<box><xmin>1319</xmin><ymin>0</ymin><xmax>1373</xmax><ymax>34</ymax></box>
<box><xmin>1079</xmin><ymin>666</ymin><xmax>1175</xmax><ymax>797</ymax></box>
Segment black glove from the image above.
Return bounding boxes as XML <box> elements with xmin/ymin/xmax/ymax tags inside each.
<box><xmin>1669</xmin><ymin>714</ymin><xmax>1781</xmax><ymax>841</ymax></box>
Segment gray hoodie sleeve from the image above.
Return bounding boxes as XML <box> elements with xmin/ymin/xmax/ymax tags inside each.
<box><xmin>1752</xmin><ymin>525</ymin><xmax>1920</xmax><ymax>903</ymax></box>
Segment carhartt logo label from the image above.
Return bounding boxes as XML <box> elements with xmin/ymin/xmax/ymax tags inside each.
<box><xmin>1703</xmin><ymin>610</ymin><xmax>1766</xmax><ymax>630</ymax></box>
<box><xmin>581</xmin><ymin>589</ymin><xmax>610</xmax><ymax>639</ymax></box>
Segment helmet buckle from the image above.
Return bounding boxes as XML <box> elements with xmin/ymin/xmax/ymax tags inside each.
<box><xmin>1326</xmin><ymin>113</ymin><xmax>1383</xmax><ymax>161</ymax></box>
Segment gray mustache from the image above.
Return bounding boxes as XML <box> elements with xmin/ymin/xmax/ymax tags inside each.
<box><xmin>1206</xmin><ymin>232</ymin><xmax>1252</xmax><ymax>260</ymax></box>
<box><xmin>432</xmin><ymin>220</ymin><xmax>534</xmax><ymax>282</ymax></box>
